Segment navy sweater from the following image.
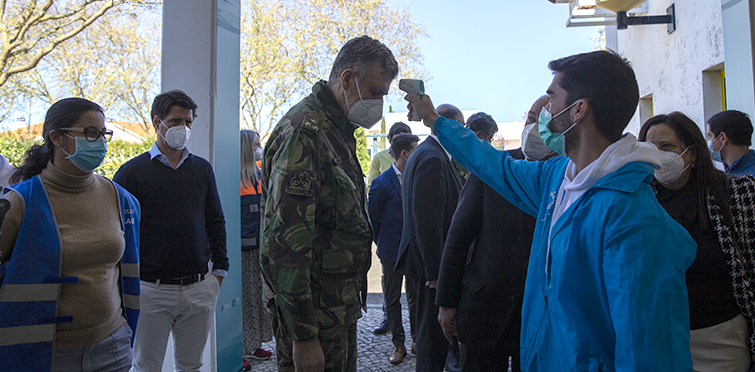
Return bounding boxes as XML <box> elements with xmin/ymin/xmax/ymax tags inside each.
<box><xmin>113</xmin><ymin>152</ymin><xmax>228</xmax><ymax>279</ymax></box>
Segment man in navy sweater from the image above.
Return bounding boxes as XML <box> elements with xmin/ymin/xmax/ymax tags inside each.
<box><xmin>113</xmin><ymin>90</ymin><xmax>228</xmax><ymax>372</ymax></box>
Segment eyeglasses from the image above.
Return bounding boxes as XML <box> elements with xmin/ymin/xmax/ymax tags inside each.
<box><xmin>60</xmin><ymin>126</ymin><xmax>114</xmax><ymax>142</ymax></box>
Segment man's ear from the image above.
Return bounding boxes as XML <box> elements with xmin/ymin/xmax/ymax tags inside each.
<box><xmin>401</xmin><ymin>149</ymin><xmax>410</xmax><ymax>160</ymax></box>
<box><xmin>152</xmin><ymin>116</ymin><xmax>161</xmax><ymax>133</ymax></box>
<box><xmin>474</xmin><ymin>131</ymin><xmax>485</xmax><ymax>141</ymax></box>
<box><xmin>339</xmin><ymin>68</ymin><xmax>356</xmax><ymax>90</ymax></box>
<box><xmin>571</xmin><ymin>98</ymin><xmax>589</xmax><ymax>124</ymax></box>
<box><xmin>720</xmin><ymin>131</ymin><xmax>730</xmax><ymax>145</ymax></box>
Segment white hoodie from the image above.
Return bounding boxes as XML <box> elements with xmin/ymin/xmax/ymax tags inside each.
<box><xmin>0</xmin><ymin>154</ymin><xmax>14</xmax><ymax>187</ymax></box>
<box><xmin>550</xmin><ymin>133</ymin><xmax>662</xmax><ymax>227</ymax></box>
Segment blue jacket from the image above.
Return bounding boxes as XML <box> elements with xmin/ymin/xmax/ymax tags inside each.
<box><xmin>368</xmin><ymin>166</ymin><xmax>403</xmax><ymax>263</ymax></box>
<box><xmin>432</xmin><ymin>117</ymin><xmax>696</xmax><ymax>372</ymax></box>
<box><xmin>726</xmin><ymin>149</ymin><xmax>755</xmax><ymax>177</ymax></box>
<box><xmin>0</xmin><ymin>176</ymin><xmax>140</xmax><ymax>372</ymax></box>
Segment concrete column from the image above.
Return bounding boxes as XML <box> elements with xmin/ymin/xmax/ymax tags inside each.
<box><xmin>161</xmin><ymin>1</ymin><xmax>242</xmax><ymax>371</ymax></box>
<box><xmin>722</xmin><ymin>0</ymin><xmax>755</xmax><ymax>128</ymax></box>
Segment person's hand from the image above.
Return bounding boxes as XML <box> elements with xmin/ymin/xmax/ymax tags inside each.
<box><xmin>293</xmin><ymin>338</ymin><xmax>325</xmax><ymax>372</ymax></box>
<box><xmin>438</xmin><ymin>306</ymin><xmax>457</xmax><ymax>344</ymax></box>
<box><xmin>213</xmin><ymin>274</ymin><xmax>223</xmax><ymax>287</ymax></box>
<box><xmin>425</xmin><ymin>280</ymin><xmax>438</xmax><ymax>289</ymax></box>
<box><xmin>405</xmin><ymin>94</ymin><xmax>440</xmax><ymax>128</ymax></box>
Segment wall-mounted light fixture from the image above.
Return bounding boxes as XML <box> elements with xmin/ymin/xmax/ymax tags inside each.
<box><xmin>596</xmin><ymin>1</ymin><xmax>676</xmax><ymax>33</ymax></box>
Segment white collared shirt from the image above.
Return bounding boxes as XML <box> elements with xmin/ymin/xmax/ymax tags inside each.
<box><xmin>392</xmin><ymin>162</ymin><xmax>402</xmax><ymax>185</ymax></box>
<box><xmin>149</xmin><ymin>142</ymin><xmax>192</xmax><ymax>170</ymax></box>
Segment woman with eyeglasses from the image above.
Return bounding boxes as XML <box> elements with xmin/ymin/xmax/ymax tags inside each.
<box><xmin>638</xmin><ymin>112</ymin><xmax>755</xmax><ymax>372</ymax></box>
<box><xmin>0</xmin><ymin>97</ymin><xmax>141</xmax><ymax>372</ymax></box>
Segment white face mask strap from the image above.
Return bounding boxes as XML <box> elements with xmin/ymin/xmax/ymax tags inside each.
<box><xmin>679</xmin><ymin>145</ymin><xmax>690</xmax><ymax>157</ymax></box>
<box><xmin>712</xmin><ymin>133</ymin><xmax>724</xmax><ymax>152</ymax></box>
<box><xmin>157</xmin><ymin>120</ymin><xmax>169</xmax><ymax>143</ymax></box>
<box><xmin>553</xmin><ymin>99</ymin><xmax>579</xmax><ymax>120</ymax></box>
<box><xmin>354</xmin><ymin>74</ymin><xmax>363</xmax><ymax>101</ymax></box>
<box><xmin>561</xmin><ymin>120</ymin><xmax>579</xmax><ymax>136</ymax></box>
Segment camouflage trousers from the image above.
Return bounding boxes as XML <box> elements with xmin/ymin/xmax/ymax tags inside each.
<box><xmin>273</xmin><ymin>313</ymin><xmax>357</xmax><ymax>372</ymax></box>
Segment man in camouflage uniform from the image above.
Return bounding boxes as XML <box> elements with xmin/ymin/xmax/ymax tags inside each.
<box><xmin>261</xmin><ymin>35</ymin><xmax>399</xmax><ymax>372</ymax></box>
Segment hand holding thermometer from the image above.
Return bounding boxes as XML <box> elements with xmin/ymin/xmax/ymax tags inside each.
<box><xmin>399</xmin><ymin>79</ymin><xmax>425</xmax><ymax>121</ymax></box>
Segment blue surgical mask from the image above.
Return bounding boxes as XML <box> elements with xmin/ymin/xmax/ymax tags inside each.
<box><xmin>61</xmin><ymin>135</ymin><xmax>108</xmax><ymax>172</ymax></box>
<box><xmin>538</xmin><ymin>100</ymin><xmax>580</xmax><ymax>156</ymax></box>
<box><xmin>708</xmin><ymin>133</ymin><xmax>724</xmax><ymax>163</ymax></box>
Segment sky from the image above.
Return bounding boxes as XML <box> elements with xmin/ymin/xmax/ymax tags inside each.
<box><xmin>382</xmin><ymin>0</ymin><xmax>603</xmax><ymax>124</ymax></box>
<box><xmin>4</xmin><ymin>1</ymin><xmax>602</xmax><ymax>132</ymax></box>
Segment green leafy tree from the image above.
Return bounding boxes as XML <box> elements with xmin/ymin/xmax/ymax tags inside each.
<box><xmin>240</xmin><ymin>0</ymin><xmax>430</xmax><ymax>134</ymax></box>
<box><xmin>354</xmin><ymin>127</ymin><xmax>369</xmax><ymax>176</ymax></box>
<box><xmin>97</xmin><ymin>137</ymin><xmax>153</xmax><ymax>178</ymax></box>
<box><xmin>0</xmin><ymin>137</ymin><xmax>151</xmax><ymax>180</ymax></box>
<box><xmin>0</xmin><ymin>0</ymin><xmax>158</xmax><ymax>121</ymax></box>
<box><xmin>0</xmin><ymin>137</ymin><xmax>37</xmax><ymax>166</ymax></box>
<box><xmin>13</xmin><ymin>7</ymin><xmax>161</xmax><ymax>131</ymax></box>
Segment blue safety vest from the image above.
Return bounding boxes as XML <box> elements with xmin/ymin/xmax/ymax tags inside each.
<box><xmin>0</xmin><ymin>175</ymin><xmax>140</xmax><ymax>372</ymax></box>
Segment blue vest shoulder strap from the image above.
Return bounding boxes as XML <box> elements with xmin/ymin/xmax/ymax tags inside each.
<box><xmin>110</xmin><ymin>180</ymin><xmax>141</xmax><ymax>341</ymax></box>
<box><xmin>0</xmin><ymin>176</ymin><xmax>76</xmax><ymax>372</ymax></box>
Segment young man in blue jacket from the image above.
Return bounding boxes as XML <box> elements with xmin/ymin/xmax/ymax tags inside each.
<box><xmin>406</xmin><ymin>50</ymin><xmax>697</xmax><ymax>372</ymax></box>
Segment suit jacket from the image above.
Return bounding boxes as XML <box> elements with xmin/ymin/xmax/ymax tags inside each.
<box><xmin>395</xmin><ymin>136</ymin><xmax>462</xmax><ymax>282</ymax></box>
<box><xmin>368</xmin><ymin>166</ymin><xmax>403</xmax><ymax>263</ymax></box>
<box><xmin>435</xmin><ymin>149</ymin><xmax>536</xmax><ymax>349</ymax></box>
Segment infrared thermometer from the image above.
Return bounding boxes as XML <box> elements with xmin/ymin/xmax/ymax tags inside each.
<box><xmin>399</xmin><ymin>79</ymin><xmax>425</xmax><ymax>121</ymax></box>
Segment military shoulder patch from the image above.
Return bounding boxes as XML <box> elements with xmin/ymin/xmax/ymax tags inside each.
<box><xmin>301</xmin><ymin>117</ymin><xmax>320</xmax><ymax>133</ymax></box>
<box><xmin>285</xmin><ymin>171</ymin><xmax>314</xmax><ymax>197</ymax></box>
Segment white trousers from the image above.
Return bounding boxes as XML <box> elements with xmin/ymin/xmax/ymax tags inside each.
<box><xmin>690</xmin><ymin>314</ymin><xmax>751</xmax><ymax>372</ymax></box>
<box><xmin>131</xmin><ymin>276</ymin><xmax>220</xmax><ymax>372</ymax></box>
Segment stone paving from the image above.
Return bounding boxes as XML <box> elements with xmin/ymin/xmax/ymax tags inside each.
<box><xmin>246</xmin><ymin>294</ymin><xmax>416</xmax><ymax>372</ymax></box>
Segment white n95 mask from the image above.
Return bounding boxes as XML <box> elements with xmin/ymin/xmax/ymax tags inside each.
<box><xmin>160</xmin><ymin>120</ymin><xmax>191</xmax><ymax>150</ymax></box>
<box><xmin>344</xmin><ymin>75</ymin><xmax>383</xmax><ymax>129</ymax></box>
<box><xmin>521</xmin><ymin>123</ymin><xmax>554</xmax><ymax>160</ymax></box>
<box><xmin>655</xmin><ymin>147</ymin><xmax>691</xmax><ymax>185</ymax></box>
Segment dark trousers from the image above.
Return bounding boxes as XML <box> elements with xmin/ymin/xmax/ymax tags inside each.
<box><xmin>459</xmin><ymin>301</ymin><xmax>522</xmax><ymax>372</ymax></box>
<box><xmin>405</xmin><ymin>275</ymin><xmax>417</xmax><ymax>342</ymax></box>
<box><xmin>412</xmin><ymin>277</ymin><xmax>448</xmax><ymax>372</ymax></box>
<box><xmin>381</xmin><ymin>259</ymin><xmax>405</xmax><ymax>346</ymax></box>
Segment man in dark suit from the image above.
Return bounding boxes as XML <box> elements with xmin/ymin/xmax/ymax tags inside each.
<box><xmin>368</xmin><ymin>133</ymin><xmax>419</xmax><ymax>365</ymax></box>
<box><xmin>396</xmin><ymin>104</ymin><xmax>463</xmax><ymax>372</ymax></box>
<box><xmin>436</xmin><ymin>99</ymin><xmax>553</xmax><ymax>372</ymax></box>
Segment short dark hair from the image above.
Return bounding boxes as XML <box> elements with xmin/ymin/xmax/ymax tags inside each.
<box><xmin>437</xmin><ymin>104</ymin><xmax>464</xmax><ymax>124</ymax></box>
<box><xmin>388</xmin><ymin>122</ymin><xmax>411</xmax><ymax>143</ymax></box>
<box><xmin>151</xmin><ymin>89</ymin><xmax>198</xmax><ymax>120</ymax></box>
<box><xmin>548</xmin><ymin>50</ymin><xmax>639</xmax><ymax>142</ymax></box>
<box><xmin>328</xmin><ymin>35</ymin><xmax>399</xmax><ymax>83</ymax></box>
<box><xmin>707</xmin><ymin>110</ymin><xmax>753</xmax><ymax>146</ymax></box>
<box><xmin>390</xmin><ymin>133</ymin><xmax>419</xmax><ymax>160</ymax></box>
<box><xmin>466</xmin><ymin>112</ymin><xmax>498</xmax><ymax>138</ymax></box>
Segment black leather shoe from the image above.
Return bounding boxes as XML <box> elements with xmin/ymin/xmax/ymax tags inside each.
<box><xmin>373</xmin><ymin>320</ymin><xmax>389</xmax><ymax>335</ymax></box>
<box><xmin>445</xmin><ymin>342</ymin><xmax>461</xmax><ymax>372</ymax></box>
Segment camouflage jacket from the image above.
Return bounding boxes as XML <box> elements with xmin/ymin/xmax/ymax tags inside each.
<box><xmin>261</xmin><ymin>80</ymin><xmax>373</xmax><ymax>341</ymax></box>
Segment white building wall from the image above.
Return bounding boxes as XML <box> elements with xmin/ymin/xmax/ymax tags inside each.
<box><xmin>617</xmin><ymin>0</ymin><xmax>725</xmax><ymax>135</ymax></box>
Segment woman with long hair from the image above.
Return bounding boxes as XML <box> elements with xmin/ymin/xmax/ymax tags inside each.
<box><xmin>239</xmin><ymin>130</ymin><xmax>273</xmax><ymax>368</ymax></box>
<box><xmin>0</xmin><ymin>98</ymin><xmax>140</xmax><ymax>372</ymax></box>
<box><xmin>639</xmin><ymin>112</ymin><xmax>755</xmax><ymax>372</ymax></box>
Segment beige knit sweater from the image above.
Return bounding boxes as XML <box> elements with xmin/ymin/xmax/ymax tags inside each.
<box><xmin>0</xmin><ymin>162</ymin><xmax>126</xmax><ymax>349</ymax></box>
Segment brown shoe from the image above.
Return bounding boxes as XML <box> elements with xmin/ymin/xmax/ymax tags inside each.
<box><xmin>390</xmin><ymin>344</ymin><xmax>407</xmax><ymax>365</ymax></box>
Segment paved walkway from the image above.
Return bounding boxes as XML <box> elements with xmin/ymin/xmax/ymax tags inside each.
<box><xmin>247</xmin><ymin>294</ymin><xmax>416</xmax><ymax>372</ymax></box>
